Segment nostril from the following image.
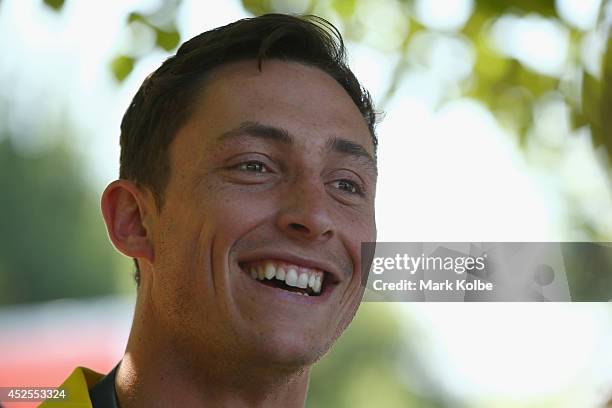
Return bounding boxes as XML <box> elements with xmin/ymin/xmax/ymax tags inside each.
<box><xmin>289</xmin><ymin>223</ymin><xmax>309</xmax><ymax>233</ymax></box>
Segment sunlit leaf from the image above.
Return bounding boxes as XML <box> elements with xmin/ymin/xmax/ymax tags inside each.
<box><xmin>110</xmin><ymin>55</ymin><xmax>135</xmax><ymax>82</ymax></box>
<box><xmin>127</xmin><ymin>11</ymin><xmax>146</xmax><ymax>24</ymax></box>
<box><xmin>242</xmin><ymin>0</ymin><xmax>272</xmax><ymax>15</ymax></box>
<box><xmin>42</xmin><ymin>0</ymin><xmax>64</xmax><ymax>12</ymax></box>
<box><xmin>405</xmin><ymin>16</ymin><xmax>424</xmax><ymax>39</ymax></box>
<box><xmin>582</xmin><ymin>72</ymin><xmax>602</xmax><ymax>135</ymax></box>
<box><xmin>332</xmin><ymin>0</ymin><xmax>357</xmax><ymax>19</ymax></box>
<box><xmin>473</xmin><ymin>37</ymin><xmax>511</xmax><ymax>82</ymax></box>
<box><xmin>474</xmin><ymin>0</ymin><xmax>557</xmax><ymax>18</ymax></box>
<box><xmin>515</xmin><ymin>64</ymin><xmax>558</xmax><ymax>97</ymax></box>
<box><xmin>462</xmin><ymin>8</ymin><xmax>491</xmax><ymax>38</ymax></box>
<box><xmin>155</xmin><ymin>28</ymin><xmax>180</xmax><ymax>51</ymax></box>
<box><xmin>494</xmin><ymin>85</ymin><xmax>534</xmax><ymax>141</ymax></box>
<box><xmin>595</xmin><ymin>34</ymin><xmax>612</xmax><ymax>159</ymax></box>
<box><xmin>570</xmin><ymin>106</ymin><xmax>590</xmax><ymax>129</ymax></box>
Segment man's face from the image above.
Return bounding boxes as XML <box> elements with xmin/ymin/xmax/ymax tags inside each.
<box><xmin>149</xmin><ymin>60</ymin><xmax>376</xmax><ymax>368</ymax></box>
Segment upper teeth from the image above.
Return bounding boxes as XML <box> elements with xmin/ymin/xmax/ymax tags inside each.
<box><xmin>247</xmin><ymin>261</ymin><xmax>323</xmax><ymax>294</ymax></box>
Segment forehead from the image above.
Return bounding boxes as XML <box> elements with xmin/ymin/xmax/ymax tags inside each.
<box><xmin>175</xmin><ymin>59</ymin><xmax>373</xmax><ymax>157</ymax></box>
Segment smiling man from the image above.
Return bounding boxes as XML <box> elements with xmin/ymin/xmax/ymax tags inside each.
<box><xmin>41</xmin><ymin>13</ymin><xmax>378</xmax><ymax>408</ymax></box>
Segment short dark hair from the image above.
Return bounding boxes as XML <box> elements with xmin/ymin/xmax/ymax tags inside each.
<box><xmin>119</xmin><ymin>14</ymin><xmax>378</xmax><ymax>285</ymax></box>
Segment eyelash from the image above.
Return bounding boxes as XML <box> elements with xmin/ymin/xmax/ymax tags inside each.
<box><xmin>234</xmin><ymin>161</ymin><xmax>365</xmax><ymax>196</ymax></box>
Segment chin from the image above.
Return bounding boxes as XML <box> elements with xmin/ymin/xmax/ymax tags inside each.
<box><xmin>250</xmin><ymin>331</ymin><xmax>334</xmax><ymax>369</ymax></box>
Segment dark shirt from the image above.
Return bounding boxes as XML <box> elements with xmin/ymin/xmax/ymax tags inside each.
<box><xmin>89</xmin><ymin>363</ymin><xmax>120</xmax><ymax>408</ymax></box>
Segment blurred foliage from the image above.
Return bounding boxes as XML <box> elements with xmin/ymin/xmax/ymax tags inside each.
<box><xmin>127</xmin><ymin>11</ymin><xmax>181</xmax><ymax>51</ymax></box>
<box><xmin>42</xmin><ymin>0</ymin><xmax>64</xmax><ymax>12</ymax></box>
<box><xmin>109</xmin><ymin>2</ymin><xmax>182</xmax><ymax>82</ymax></box>
<box><xmin>309</xmin><ymin>303</ymin><xmax>458</xmax><ymax>408</ymax></box>
<box><xmin>0</xmin><ymin>133</ymin><xmax>127</xmax><ymax>305</ymax></box>
<box><xmin>86</xmin><ymin>0</ymin><xmax>612</xmax><ymax>190</ymax></box>
<box><xmin>38</xmin><ymin>0</ymin><xmax>612</xmax><ymax>180</ymax></box>
<box><xmin>104</xmin><ymin>0</ymin><xmax>612</xmax><ymax>200</ymax></box>
<box><xmin>473</xmin><ymin>0</ymin><xmax>557</xmax><ymax>17</ymax></box>
<box><xmin>110</xmin><ymin>55</ymin><xmax>135</xmax><ymax>82</ymax></box>
<box><xmin>600</xmin><ymin>36</ymin><xmax>612</xmax><ymax>155</ymax></box>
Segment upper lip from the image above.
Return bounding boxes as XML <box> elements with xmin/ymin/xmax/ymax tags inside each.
<box><xmin>238</xmin><ymin>251</ymin><xmax>345</xmax><ymax>283</ymax></box>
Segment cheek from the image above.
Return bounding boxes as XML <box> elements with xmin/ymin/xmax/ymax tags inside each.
<box><xmin>340</xmin><ymin>209</ymin><xmax>376</xmax><ymax>258</ymax></box>
<box><xmin>336</xmin><ymin>209</ymin><xmax>375</xmax><ymax>301</ymax></box>
<box><xmin>207</xmin><ymin>187</ymin><xmax>278</xmax><ymax>234</ymax></box>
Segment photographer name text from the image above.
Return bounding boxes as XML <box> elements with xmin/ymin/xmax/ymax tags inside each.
<box><xmin>373</xmin><ymin>278</ymin><xmax>493</xmax><ymax>292</ymax></box>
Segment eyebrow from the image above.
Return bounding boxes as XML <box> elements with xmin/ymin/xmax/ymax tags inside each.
<box><xmin>326</xmin><ymin>137</ymin><xmax>377</xmax><ymax>174</ymax></box>
<box><xmin>218</xmin><ymin>121</ymin><xmax>293</xmax><ymax>144</ymax></box>
<box><xmin>218</xmin><ymin>121</ymin><xmax>377</xmax><ymax>173</ymax></box>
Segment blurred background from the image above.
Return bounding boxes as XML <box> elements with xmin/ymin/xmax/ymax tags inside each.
<box><xmin>1</xmin><ymin>0</ymin><xmax>612</xmax><ymax>406</ymax></box>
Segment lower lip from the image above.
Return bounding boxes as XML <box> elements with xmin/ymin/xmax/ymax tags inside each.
<box><xmin>239</xmin><ymin>266</ymin><xmax>334</xmax><ymax>305</ymax></box>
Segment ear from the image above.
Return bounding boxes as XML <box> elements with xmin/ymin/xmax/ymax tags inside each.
<box><xmin>101</xmin><ymin>180</ymin><xmax>155</xmax><ymax>265</ymax></box>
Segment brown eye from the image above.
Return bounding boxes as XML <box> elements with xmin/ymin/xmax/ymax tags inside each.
<box><xmin>238</xmin><ymin>161</ymin><xmax>268</xmax><ymax>173</ymax></box>
<box><xmin>332</xmin><ymin>179</ymin><xmax>362</xmax><ymax>195</ymax></box>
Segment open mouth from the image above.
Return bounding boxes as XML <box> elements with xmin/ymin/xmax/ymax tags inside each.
<box><xmin>239</xmin><ymin>260</ymin><xmax>328</xmax><ymax>297</ymax></box>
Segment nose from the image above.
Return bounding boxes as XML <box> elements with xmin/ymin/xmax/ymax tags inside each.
<box><xmin>276</xmin><ymin>177</ymin><xmax>334</xmax><ymax>242</ymax></box>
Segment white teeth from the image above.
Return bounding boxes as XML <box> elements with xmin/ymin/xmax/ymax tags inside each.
<box><xmin>245</xmin><ymin>261</ymin><xmax>325</xmax><ymax>295</ymax></box>
<box><xmin>276</xmin><ymin>266</ymin><xmax>286</xmax><ymax>281</ymax></box>
<box><xmin>297</xmin><ymin>272</ymin><xmax>309</xmax><ymax>289</ymax></box>
<box><xmin>285</xmin><ymin>268</ymin><xmax>298</xmax><ymax>287</ymax></box>
<box><xmin>264</xmin><ymin>264</ymin><xmax>275</xmax><ymax>280</ymax></box>
<box><xmin>313</xmin><ymin>275</ymin><xmax>322</xmax><ymax>294</ymax></box>
<box><xmin>257</xmin><ymin>265</ymin><xmax>265</xmax><ymax>280</ymax></box>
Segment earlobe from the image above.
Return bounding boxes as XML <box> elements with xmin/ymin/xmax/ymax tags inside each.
<box><xmin>101</xmin><ymin>180</ymin><xmax>155</xmax><ymax>265</ymax></box>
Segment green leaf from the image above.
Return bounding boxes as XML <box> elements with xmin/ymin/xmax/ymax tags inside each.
<box><xmin>600</xmin><ymin>35</ymin><xmax>612</xmax><ymax>157</ymax></box>
<box><xmin>473</xmin><ymin>36</ymin><xmax>511</xmax><ymax>82</ymax></box>
<box><xmin>110</xmin><ymin>55</ymin><xmax>135</xmax><ymax>82</ymax></box>
<box><xmin>155</xmin><ymin>28</ymin><xmax>180</xmax><ymax>52</ymax></box>
<box><xmin>570</xmin><ymin>106</ymin><xmax>590</xmax><ymax>129</ymax></box>
<box><xmin>515</xmin><ymin>64</ymin><xmax>558</xmax><ymax>97</ymax></box>
<box><xmin>582</xmin><ymin>72</ymin><xmax>602</xmax><ymax>132</ymax></box>
<box><xmin>462</xmin><ymin>8</ymin><xmax>492</xmax><ymax>38</ymax></box>
<box><xmin>241</xmin><ymin>0</ymin><xmax>272</xmax><ymax>16</ymax></box>
<box><xmin>127</xmin><ymin>12</ymin><xmax>146</xmax><ymax>24</ymax></box>
<box><xmin>43</xmin><ymin>0</ymin><xmax>64</xmax><ymax>12</ymax></box>
<box><xmin>474</xmin><ymin>0</ymin><xmax>557</xmax><ymax>18</ymax></box>
<box><xmin>332</xmin><ymin>0</ymin><xmax>357</xmax><ymax>19</ymax></box>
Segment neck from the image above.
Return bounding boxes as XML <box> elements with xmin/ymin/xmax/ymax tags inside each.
<box><xmin>115</xmin><ymin>299</ymin><xmax>310</xmax><ymax>408</ymax></box>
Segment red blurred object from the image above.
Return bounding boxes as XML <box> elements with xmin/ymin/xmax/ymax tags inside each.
<box><xmin>0</xmin><ymin>297</ymin><xmax>132</xmax><ymax>408</ymax></box>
